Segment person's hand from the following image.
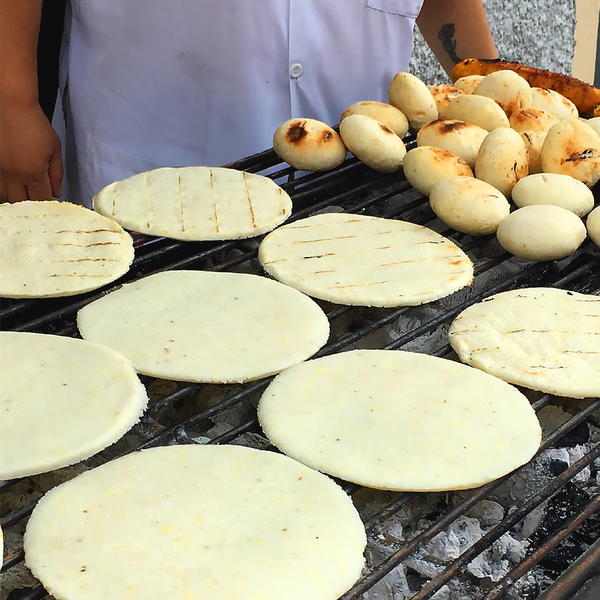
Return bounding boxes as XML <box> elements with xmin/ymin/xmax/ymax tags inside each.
<box><xmin>0</xmin><ymin>102</ymin><xmax>63</xmax><ymax>202</ymax></box>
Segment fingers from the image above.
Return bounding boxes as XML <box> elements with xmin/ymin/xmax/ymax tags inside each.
<box><xmin>1</xmin><ymin>145</ymin><xmax>64</xmax><ymax>203</ymax></box>
<box><xmin>26</xmin><ymin>175</ymin><xmax>54</xmax><ymax>201</ymax></box>
<box><xmin>48</xmin><ymin>148</ymin><xmax>63</xmax><ymax>198</ymax></box>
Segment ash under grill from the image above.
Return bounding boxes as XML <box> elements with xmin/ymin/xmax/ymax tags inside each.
<box><xmin>1</xmin><ymin>142</ymin><xmax>600</xmax><ymax>600</ymax></box>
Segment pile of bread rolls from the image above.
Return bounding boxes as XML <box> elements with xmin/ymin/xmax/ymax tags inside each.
<box><xmin>273</xmin><ymin>61</ymin><xmax>600</xmax><ymax>263</ymax></box>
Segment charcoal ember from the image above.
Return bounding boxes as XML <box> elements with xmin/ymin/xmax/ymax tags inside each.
<box><xmin>560</xmin><ymin>421</ymin><xmax>591</xmax><ymax>447</ymax></box>
<box><xmin>521</xmin><ymin>504</ymin><xmax>547</xmax><ymax>539</ymax></box>
<box><xmin>526</xmin><ymin>482</ymin><xmax>595</xmax><ymax>575</ymax></box>
<box><xmin>507</xmin><ymin>570</ymin><xmax>554</xmax><ymax>600</ymax></box>
<box><xmin>232</xmin><ymin>432</ymin><xmax>271</xmax><ymax>450</ymax></box>
<box><xmin>405</xmin><ymin>517</ymin><xmax>482</xmax><ymax>577</ymax></box>
<box><xmin>467</xmin><ymin>500</ymin><xmax>505</xmax><ymax>527</ymax></box>
<box><xmin>467</xmin><ymin>533</ymin><xmax>527</xmax><ymax>582</ymax></box>
<box><xmin>362</xmin><ymin>558</ymin><xmax>412</xmax><ymax>600</ymax></box>
<box><xmin>428</xmin><ymin>581</ymin><xmax>485</xmax><ymax>600</ymax></box>
<box><xmin>538</xmin><ymin>405</ymin><xmax>573</xmax><ymax>438</ymax></box>
<box><xmin>566</xmin><ymin>446</ymin><xmax>592</xmax><ymax>483</ymax></box>
<box><xmin>7</xmin><ymin>587</ymin><xmax>41</xmax><ymax>600</ymax></box>
<box><xmin>490</xmin><ymin>448</ymin><xmax>574</xmax><ymax>507</ymax></box>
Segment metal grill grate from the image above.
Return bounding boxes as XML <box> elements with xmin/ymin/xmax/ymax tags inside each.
<box><xmin>1</xmin><ymin>142</ymin><xmax>599</xmax><ymax>599</ymax></box>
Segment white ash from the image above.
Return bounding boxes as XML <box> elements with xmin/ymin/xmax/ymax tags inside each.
<box><xmin>402</xmin><ymin>517</ymin><xmax>525</xmax><ymax>583</ymax></box>
<box><xmin>361</xmin><ymin>401</ymin><xmax>599</xmax><ymax>599</ymax></box>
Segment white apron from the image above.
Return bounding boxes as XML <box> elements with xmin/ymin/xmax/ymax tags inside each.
<box><xmin>55</xmin><ymin>0</ymin><xmax>423</xmax><ymax>205</ymax></box>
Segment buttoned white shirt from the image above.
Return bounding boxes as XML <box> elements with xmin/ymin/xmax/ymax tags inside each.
<box><xmin>55</xmin><ymin>0</ymin><xmax>424</xmax><ymax>204</ymax></box>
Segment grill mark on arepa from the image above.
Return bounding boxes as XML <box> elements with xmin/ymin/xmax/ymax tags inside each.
<box><xmin>144</xmin><ymin>172</ymin><xmax>152</xmax><ymax>229</ymax></box>
<box><xmin>55</xmin><ymin>229</ymin><xmax>121</xmax><ymax>234</ymax></box>
<box><xmin>302</xmin><ymin>253</ymin><xmax>336</xmax><ymax>259</ymax></box>
<box><xmin>177</xmin><ymin>174</ymin><xmax>186</xmax><ymax>233</ymax></box>
<box><xmin>277</xmin><ymin>187</ymin><xmax>286</xmax><ymax>216</ymax></box>
<box><xmin>210</xmin><ymin>169</ymin><xmax>221</xmax><ymax>233</ymax></box>
<box><xmin>378</xmin><ymin>259</ymin><xmax>427</xmax><ymax>266</ymax></box>
<box><xmin>328</xmin><ymin>280</ymin><xmax>391</xmax><ymax>289</ymax></box>
<box><xmin>59</xmin><ymin>258</ymin><xmax>120</xmax><ymax>263</ymax></box>
<box><xmin>449</xmin><ymin>329</ymin><xmax>480</xmax><ymax>335</ymax></box>
<box><xmin>48</xmin><ymin>273</ymin><xmax>108</xmax><ymax>278</ymax></box>
<box><xmin>53</xmin><ymin>242</ymin><xmax>121</xmax><ymax>247</ymax></box>
<box><xmin>293</xmin><ymin>236</ymin><xmax>357</xmax><ymax>244</ymax></box>
<box><xmin>9</xmin><ymin>214</ymin><xmax>63</xmax><ymax>218</ymax></box>
<box><xmin>243</xmin><ymin>172</ymin><xmax>257</xmax><ymax>229</ymax></box>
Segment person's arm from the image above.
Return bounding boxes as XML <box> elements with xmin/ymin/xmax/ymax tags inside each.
<box><xmin>0</xmin><ymin>0</ymin><xmax>62</xmax><ymax>202</ymax></box>
<box><xmin>417</xmin><ymin>0</ymin><xmax>498</xmax><ymax>78</ymax></box>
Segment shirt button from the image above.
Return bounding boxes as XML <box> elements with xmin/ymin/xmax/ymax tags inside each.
<box><xmin>289</xmin><ymin>63</ymin><xmax>304</xmax><ymax>79</ymax></box>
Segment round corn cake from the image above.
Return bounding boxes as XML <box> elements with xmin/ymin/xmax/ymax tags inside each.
<box><xmin>0</xmin><ymin>332</ymin><xmax>147</xmax><ymax>479</ymax></box>
<box><xmin>0</xmin><ymin>201</ymin><xmax>134</xmax><ymax>298</ymax></box>
<box><xmin>450</xmin><ymin>287</ymin><xmax>600</xmax><ymax>397</ymax></box>
<box><xmin>93</xmin><ymin>166</ymin><xmax>292</xmax><ymax>241</ymax></box>
<box><xmin>259</xmin><ymin>213</ymin><xmax>473</xmax><ymax>307</ymax></box>
<box><xmin>77</xmin><ymin>270</ymin><xmax>329</xmax><ymax>383</ymax></box>
<box><xmin>25</xmin><ymin>445</ymin><xmax>366</xmax><ymax>600</ymax></box>
<box><xmin>258</xmin><ymin>349</ymin><xmax>541</xmax><ymax>491</ymax></box>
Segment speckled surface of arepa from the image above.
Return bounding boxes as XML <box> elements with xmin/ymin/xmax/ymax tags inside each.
<box><xmin>258</xmin><ymin>213</ymin><xmax>473</xmax><ymax>307</ymax></box>
<box><xmin>0</xmin><ymin>332</ymin><xmax>147</xmax><ymax>479</ymax></box>
<box><xmin>258</xmin><ymin>350</ymin><xmax>541</xmax><ymax>491</ymax></box>
<box><xmin>77</xmin><ymin>270</ymin><xmax>329</xmax><ymax>383</ymax></box>
<box><xmin>0</xmin><ymin>201</ymin><xmax>133</xmax><ymax>298</ymax></box>
<box><xmin>93</xmin><ymin>166</ymin><xmax>292</xmax><ymax>241</ymax></box>
<box><xmin>449</xmin><ymin>287</ymin><xmax>600</xmax><ymax>397</ymax></box>
<box><xmin>24</xmin><ymin>445</ymin><xmax>366</xmax><ymax>600</ymax></box>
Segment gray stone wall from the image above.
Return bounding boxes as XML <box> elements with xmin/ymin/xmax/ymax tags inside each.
<box><xmin>410</xmin><ymin>0</ymin><xmax>577</xmax><ymax>84</ymax></box>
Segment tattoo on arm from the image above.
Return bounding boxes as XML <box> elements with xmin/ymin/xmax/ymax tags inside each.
<box><xmin>438</xmin><ymin>23</ymin><xmax>462</xmax><ymax>65</ymax></box>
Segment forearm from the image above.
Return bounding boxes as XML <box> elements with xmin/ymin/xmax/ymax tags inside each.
<box><xmin>0</xmin><ymin>0</ymin><xmax>42</xmax><ymax>107</ymax></box>
<box><xmin>417</xmin><ymin>0</ymin><xmax>498</xmax><ymax>77</ymax></box>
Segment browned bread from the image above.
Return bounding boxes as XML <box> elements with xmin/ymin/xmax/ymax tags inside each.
<box><xmin>451</xmin><ymin>58</ymin><xmax>600</xmax><ymax>116</ymax></box>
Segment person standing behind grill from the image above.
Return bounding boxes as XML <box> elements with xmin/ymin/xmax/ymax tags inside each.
<box><xmin>0</xmin><ymin>0</ymin><xmax>497</xmax><ymax>205</ymax></box>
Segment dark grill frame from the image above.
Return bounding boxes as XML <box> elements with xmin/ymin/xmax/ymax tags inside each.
<box><xmin>1</xmin><ymin>143</ymin><xmax>599</xmax><ymax>599</ymax></box>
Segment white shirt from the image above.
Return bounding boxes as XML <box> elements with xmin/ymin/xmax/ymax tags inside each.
<box><xmin>56</xmin><ymin>0</ymin><xmax>424</xmax><ymax>204</ymax></box>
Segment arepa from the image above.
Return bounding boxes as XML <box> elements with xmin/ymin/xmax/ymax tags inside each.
<box><xmin>259</xmin><ymin>213</ymin><xmax>473</xmax><ymax>307</ymax></box>
<box><xmin>94</xmin><ymin>166</ymin><xmax>292</xmax><ymax>241</ymax></box>
<box><xmin>25</xmin><ymin>445</ymin><xmax>366</xmax><ymax>600</ymax></box>
<box><xmin>450</xmin><ymin>287</ymin><xmax>600</xmax><ymax>397</ymax></box>
<box><xmin>0</xmin><ymin>201</ymin><xmax>133</xmax><ymax>298</ymax></box>
<box><xmin>77</xmin><ymin>270</ymin><xmax>329</xmax><ymax>383</ymax></box>
<box><xmin>259</xmin><ymin>350</ymin><xmax>541</xmax><ymax>491</ymax></box>
<box><xmin>0</xmin><ymin>332</ymin><xmax>147</xmax><ymax>480</ymax></box>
